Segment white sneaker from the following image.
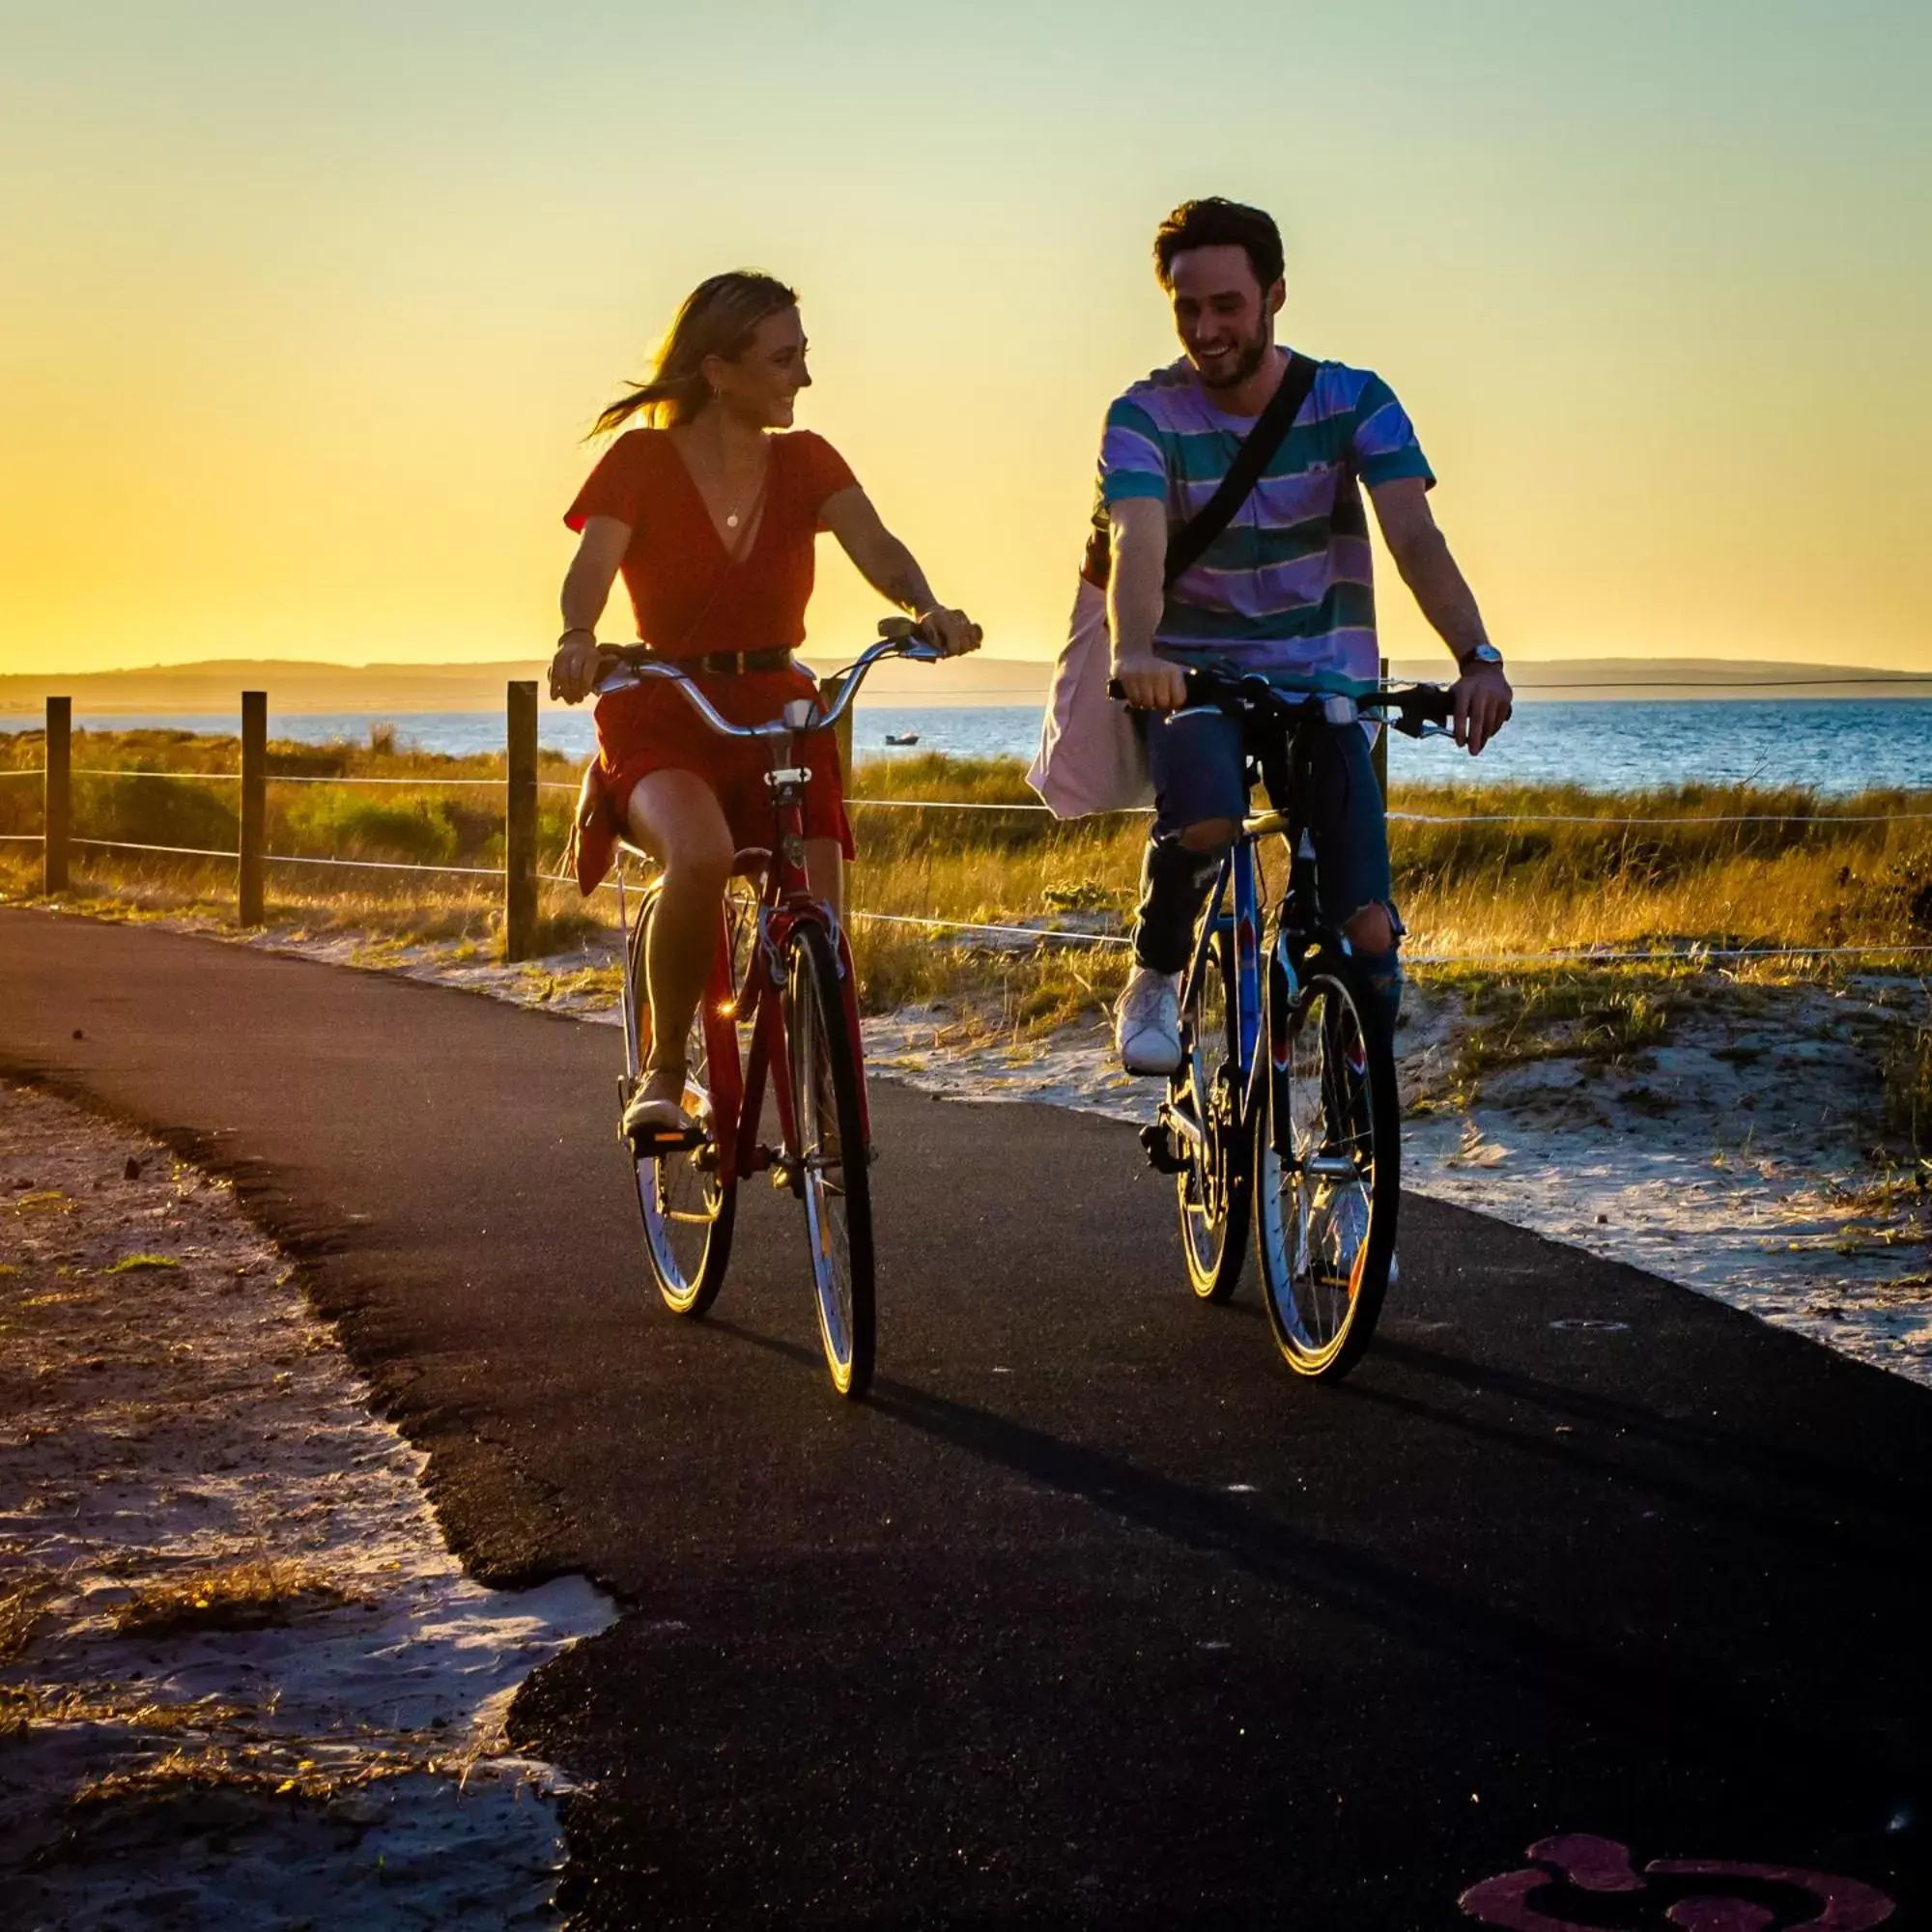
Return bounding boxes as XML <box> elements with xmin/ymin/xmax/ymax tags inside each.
<box><xmin>1115</xmin><ymin>966</ymin><xmax>1182</xmax><ymax>1076</ymax></box>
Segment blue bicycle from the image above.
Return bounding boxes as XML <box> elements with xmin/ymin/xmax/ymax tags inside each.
<box><xmin>1130</xmin><ymin>667</ymin><xmax>1453</xmax><ymax>1379</ymax></box>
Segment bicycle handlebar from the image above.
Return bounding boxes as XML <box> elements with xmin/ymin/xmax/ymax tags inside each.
<box><xmin>589</xmin><ymin>619</ymin><xmax>949</xmax><ymax>742</ymax></box>
<box><xmin>1107</xmin><ymin>664</ymin><xmax>1455</xmax><ymax>739</ymax></box>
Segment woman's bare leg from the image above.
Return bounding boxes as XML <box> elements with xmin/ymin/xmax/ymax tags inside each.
<box><xmin>805</xmin><ymin>838</ymin><xmax>844</xmax><ymax>921</ymax></box>
<box><xmin>627</xmin><ymin>771</ymin><xmax>734</xmax><ymax>1108</ymax></box>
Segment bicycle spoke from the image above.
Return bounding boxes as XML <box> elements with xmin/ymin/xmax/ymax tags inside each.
<box><xmin>632</xmin><ymin>889</ymin><xmax>738</xmax><ymax>1318</ymax></box>
<box><xmin>1174</xmin><ymin>923</ymin><xmax>1249</xmax><ymax>1301</ymax></box>
<box><xmin>1254</xmin><ymin>955</ymin><xmax>1398</xmax><ymax>1379</ymax></box>
<box><xmin>786</xmin><ymin>922</ymin><xmax>873</xmax><ymax>1396</ymax></box>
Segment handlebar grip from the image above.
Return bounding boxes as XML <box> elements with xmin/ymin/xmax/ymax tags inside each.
<box><xmin>877</xmin><ymin>616</ymin><xmax>917</xmax><ymax>642</ymax></box>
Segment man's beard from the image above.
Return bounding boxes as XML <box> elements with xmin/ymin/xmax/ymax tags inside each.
<box><xmin>1196</xmin><ymin>327</ymin><xmax>1270</xmax><ymax>391</ymax></box>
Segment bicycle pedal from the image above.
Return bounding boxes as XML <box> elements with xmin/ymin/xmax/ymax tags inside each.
<box><xmin>1139</xmin><ymin>1121</ymin><xmax>1189</xmax><ymax>1176</ymax></box>
<box><xmin>622</xmin><ymin>1121</ymin><xmax>705</xmax><ymax>1156</ymax></box>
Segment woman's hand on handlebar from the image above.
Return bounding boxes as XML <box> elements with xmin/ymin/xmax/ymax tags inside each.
<box><xmin>1112</xmin><ymin>648</ymin><xmax>1188</xmax><ymax>712</ymax></box>
<box><xmin>549</xmin><ymin>629</ymin><xmax>606</xmax><ymax>704</ymax></box>
<box><xmin>914</xmin><ymin>607</ymin><xmax>982</xmax><ymax>657</ymax></box>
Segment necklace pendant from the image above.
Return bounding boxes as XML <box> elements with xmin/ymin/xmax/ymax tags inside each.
<box><xmin>725</xmin><ymin>512</ymin><xmax>740</xmax><ymax>528</ymax></box>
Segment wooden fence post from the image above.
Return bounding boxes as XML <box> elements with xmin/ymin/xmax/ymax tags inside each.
<box><xmin>505</xmin><ymin>680</ymin><xmax>538</xmax><ymax>961</ymax></box>
<box><xmin>239</xmin><ymin>691</ymin><xmax>267</xmax><ymax>925</ymax></box>
<box><xmin>43</xmin><ymin>696</ymin><xmax>71</xmax><ymax>895</ymax></box>
<box><xmin>1372</xmin><ymin>653</ymin><xmax>1390</xmax><ymax>801</ymax></box>
<box><xmin>820</xmin><ymin>670</ymin><xmax>854</xmax><ymax>790</ymax></box>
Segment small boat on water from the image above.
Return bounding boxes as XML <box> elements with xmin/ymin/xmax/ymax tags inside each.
<box><xmin>883</xmin><ymin>730</ymin><xmax>921</xmax><ymax>746</ymax></box>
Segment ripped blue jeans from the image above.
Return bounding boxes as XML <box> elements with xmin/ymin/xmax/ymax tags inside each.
<box><xmin>1132</xmin><ymin>705</ymin><xmax>1404</xmax><ymax>1026</ymax></box>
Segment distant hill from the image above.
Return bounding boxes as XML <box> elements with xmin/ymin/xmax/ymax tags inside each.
<box><xmin>0</xmin><ymin>654</ymin><xmax>1046</xmax><ymax>716</ymax></box>
<box><xmin>1392</xmin><ymin>657</ymin><xmax>1932</xmax><ymax>699</ymax></box>
<box><xmin>2</xmin><ymin>654</ymin><xmax>1928</xmax><ymax>717</ymax></box>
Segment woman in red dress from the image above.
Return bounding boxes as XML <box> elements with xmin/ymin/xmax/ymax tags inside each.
<box><xmin>550</xmin><ymin>271</ymin><xmax>979</xmax><ymax>1137</ymax></box>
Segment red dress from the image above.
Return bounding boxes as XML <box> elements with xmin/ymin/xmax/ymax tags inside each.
<box><xmin>564</xmin><ymin>427</ymin><xmax>860</xmax><ymax>858</ymax></box>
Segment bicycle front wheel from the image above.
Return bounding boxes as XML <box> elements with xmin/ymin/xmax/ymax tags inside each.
<box><xmin>1252</xmin><ymin>943</ymin><xmax>1399</xmax><ymax>1379</ymax></box>
<box><xmin>784</xmin><ymin>919</ymin><xmax>876</xmax><ymax>1399</ymax></box>
<box><xmin>1176</xmin><ymin>925</ymin><xmax>1251</xmax><ymax>1301</ymax></box>
<box><xmin>632</xmin><ymin>887</ymin><xmax>738</xmax><ymax>1319</ymax></box>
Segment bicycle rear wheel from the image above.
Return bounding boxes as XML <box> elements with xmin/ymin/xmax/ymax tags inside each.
<box><xmin>1252</xmin><ymin>942</ymin><xmax>1399</xmax><ymax>1378</ymax></box>
<box><xmin>1175</xmin><ymin>924</ymin><xmax>1251</xmax><ymax>1301</ymax></box>
<box><xmin>632</xmin><ymin>887</ymin><xmax>738</xmax><ymax>1319</ymax></box>
<box><xmin>784</xmin><ymin>919</ymin><xmax>875</xmax><ymax>1399</ymax></box>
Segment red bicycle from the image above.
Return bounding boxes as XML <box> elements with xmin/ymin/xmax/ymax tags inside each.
<box><xmin>595</xmin><ymin>620</ymin><xmax>941</xmax><ymax>1399</ymax></box>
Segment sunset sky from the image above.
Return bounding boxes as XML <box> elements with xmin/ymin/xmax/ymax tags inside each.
<box><xmin>3</xmin><ymin>0</ymin><xmax>1927</xmax><ymax>676</ymax></box>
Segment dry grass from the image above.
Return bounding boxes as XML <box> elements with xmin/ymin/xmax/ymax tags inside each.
<box><xmin>103</xmin><ymin>1253</ymin><xmax>180</xmax><ymax>1274</ymax></box>
<box><xmin>69</xmin><ymin>1738</ymin><xmax>440</xmax><ymax>1805</ymax></box>
<box><xmin>0</xmin><ymin>723</ymin><xmax>591</xmax><ymax>956</ymax></box>
<box><xmin>9</xmin><ymin>1188</ymin><xmax>71</xmax><ymax>1216</ymax></box>
<box><xmin>0</xmin><ymin>1682</ymin><xmax>252</xmax><ymax>1742</ymax></box>
<box><xmin>1445</xmin><ymin>976</ymin><xmax>1685</xmax><ymax>1090</ymax></box>
<box><xmin>842</xmin><ymin>763</ymin><xmax>1932</xmax><ymax>1037</ymax></box>
<box><xmin>1883</xmin><ymin>1009</ymin><xmax>1932</xmax><ymax>1146</ymax></box>
<box><xmin>0</xmin><ymin>1569</ymin><xmax>61</xmax><ymax>1664</ymax></box>
<box><xmin>110</xmin><ymin>1558</ymin><xmax>361</xmax><ymax>1636</ymax></box>
<box><xmin>8</xmin><ymin>729</ymin><xmax>1931</xmax><ymax>1043</ymax></box>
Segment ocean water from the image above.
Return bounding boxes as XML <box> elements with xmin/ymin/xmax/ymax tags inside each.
<box><xmin>12</xmin><ymin>699</ymin><xmax>1932</xmax><ymax>798</ymax></box>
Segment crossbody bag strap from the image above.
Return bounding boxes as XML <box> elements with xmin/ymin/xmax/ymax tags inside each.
<box><xmin>1162</xmin><ymin>351</ymin><xmax>1319</xmax><ymax>586</ymax></box>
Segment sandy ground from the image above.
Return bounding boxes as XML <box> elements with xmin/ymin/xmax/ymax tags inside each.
<box><xmin>0</xmin><ymin>1080</ymin><xmax>612</xmax><ymax>1930</ymax></box>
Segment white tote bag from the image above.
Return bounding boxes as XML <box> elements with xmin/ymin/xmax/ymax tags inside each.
<box><xmin>1026</xmin><ymin>576</ymin><xmax>1152</xmax><ymax>818</ymax></box>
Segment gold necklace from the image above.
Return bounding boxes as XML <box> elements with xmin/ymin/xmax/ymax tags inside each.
<box><xmin>722</xmin><ymin>445</ymin><xmax>769</xmax><ymax>530</ymax></box>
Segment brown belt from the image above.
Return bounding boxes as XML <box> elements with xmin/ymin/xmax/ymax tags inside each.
<box><xmin>632</xmin><ymin>646</ymin><xmax>794</xmax><ymax>677</ymax></box>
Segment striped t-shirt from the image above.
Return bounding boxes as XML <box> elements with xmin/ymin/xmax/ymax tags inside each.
<box><xmin>1096</xmin><ymin>353</ymin><xmax>1434</xmax><ymax>682</ymax></box>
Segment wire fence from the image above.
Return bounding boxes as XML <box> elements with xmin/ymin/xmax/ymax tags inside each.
<box><xmin>25</xmin><ymin>766</ymin><xmax>1930</xmax><ymax>830</ymax></box>
<box><xmin>10</xmin><ymin>688</ymin><xmax>1932</xmax><ymax>974</ymax></box>
<box><xmin>843</xmin><ymin>906</ymin><xmax>1932</xmax><ymax>967</ymax></box>
<box><xmin>71</xmin><ymin>767</ymin><xmax>242</xmax><ymax>783</ymax></box>
<box><xmin>841</xmin><ymin>673</ymin><xmax>1932</xmax><ymax>697</ymax></box>
<box><xmin>269</xmin><ymin>772</ymin><xmax>506</xmax><ymax>788</ymax></box>
<box><xmin>849</xmin><ymin>796</ymin><xmax>1932</xmax><ymax>827</ymax></box>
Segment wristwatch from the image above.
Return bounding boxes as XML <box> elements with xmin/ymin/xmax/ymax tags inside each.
<box><xmin>1459</xmin><ymin>641</ymin><xmax>1505</xmax><ymax>669</ymax></box>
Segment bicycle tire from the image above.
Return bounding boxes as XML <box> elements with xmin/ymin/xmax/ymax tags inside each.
<box><xmin>1175</xmin><ymin>924</ymin><xmax>1252</xmax><ymax>1301</ymax></box>
<box><xmin>1251</xmin><ymin>939</ymin><xmax>1400</xmax><ymax>1379</ymax></box>
<box><xmin>783</xmin><ymin>919</ymin><xmax>876</xmax><ymax>1399</ymax></box>
<box><xmin>631</xmin><ymin>887</ymin><xmax>737</xmax><ymax>1319</ymax></box>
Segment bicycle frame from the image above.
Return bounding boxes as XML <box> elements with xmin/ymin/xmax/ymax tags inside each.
<box><xmin>1138</xmin><ymin>666</ymin><xmax>1453</xmax><ymax>1157</ymax></box>
<box><xmin>1167</xmin><ymin>677</ymin><xmax>1445</xmax><ymax>1171</ymax></box>
<box><xmin>605</xmin><ymin>631</ymin><xmax>939</xmax><ymax>1187</ymax></box>
<box><xmin>1174</xmin><ymin>803</ymin><xmax>1294</xmax><ymax>1175</ymax></box>
<box><xmin>706</xmin><ymin>817</ymin><xmax>857</xmax><ymax>1194</ymax></box>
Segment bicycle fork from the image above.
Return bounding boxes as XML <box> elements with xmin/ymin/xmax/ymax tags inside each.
<box><xmin>1142</xmin><ymin>843</ymin><xmax>1265</xmax><ymax>1179</ymax></box>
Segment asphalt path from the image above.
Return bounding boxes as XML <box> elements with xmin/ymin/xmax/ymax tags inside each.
<box><xmin>2</xmin><ymin>908</ymin><xmax>1927</xmax><ymax>1929</ymax></box>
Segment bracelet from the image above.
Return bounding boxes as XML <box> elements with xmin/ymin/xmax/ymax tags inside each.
<box><xmin>557</xmin><ymin>628</ymin><xmax>594</xmax><ymax>645</ymax></box>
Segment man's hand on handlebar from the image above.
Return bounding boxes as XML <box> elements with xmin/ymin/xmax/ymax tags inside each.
<box><xmin>549</xmin><ymin>629</ymin><xmax>606</xmax><ymax>705</ymax></box>
<box><xmin>1450</xmin><ymin>662</ymin><xmax>1513</xmax><ymax>755</ymax></box>
<box><xmin>914</xmin><ymin>607</ymin><xmax>982</xmax><ymax>658</ymax></box>
<box><xmin>1112</xmin><ymin>648</ymin><xmax>1188</xmax><ymax>712</ymax></box>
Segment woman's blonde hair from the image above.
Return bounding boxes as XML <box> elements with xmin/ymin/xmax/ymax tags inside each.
<box><xmin>591</xmin><ymin>270</ymin><xmax>800</xmax><ymax>436</ymax></box>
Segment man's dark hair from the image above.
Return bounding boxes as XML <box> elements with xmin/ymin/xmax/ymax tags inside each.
<box><xmin>1153</xmin><ymin>198</ymin><xmax>1285</xmax><ymax>292</ymax></box>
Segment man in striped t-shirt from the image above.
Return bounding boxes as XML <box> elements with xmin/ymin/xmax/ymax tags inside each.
<box><xmin>1104</xmin><ymin>197</ymin><xmax>1512</xmax><ymax>1076</ymax></box>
